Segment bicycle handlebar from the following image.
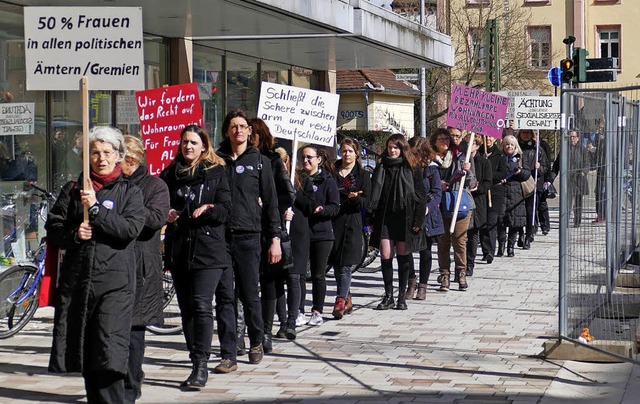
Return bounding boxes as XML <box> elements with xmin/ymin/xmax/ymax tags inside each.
<box><xmin>28</xmin><ymin>181</ymin><xmax>55</xmax><ymax>201</ymax></box>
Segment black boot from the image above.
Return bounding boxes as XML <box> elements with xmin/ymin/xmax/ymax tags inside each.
<box><xmin>181</xmin><ymin>354</ymin><xmax>208</xmax><ymax>389</ymax></box>
<box><xmin>496</xmin><ymin>242</ymin><xmax>505</xmax><ymax>257</ymax></box>
<box><xmin>236</xmin><ymin>301</ymin><xmax>246</xmax><ymax>356</ymax></box>
<box><xmin>261</xmin><ymin>299</ymin><xmax>276</xmax><ymax>354</ymax></box>
<box><xmin>376</xmin><ymin>259</ymin><xmax>395</xmax><ymax>310</ymax></box>
<box><xmin>396</xmin><ymin>255</ymin><xmax>411</xmax><ymax>310</ymax></box>
<box><xmin>507</xmin><ymin>241</ymin><xmax>515</xmax><ymax>257</ymax></box>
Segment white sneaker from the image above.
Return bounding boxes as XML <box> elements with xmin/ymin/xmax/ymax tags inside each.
<box><xmin>308</xmin><ymin>312</ymin><xmax>324</xmax><ymax>326</ymax></box>
<box><xmin>296</xmin><ymin>312</ymin><xmax>308</xmax><ymax>326</ymax></box>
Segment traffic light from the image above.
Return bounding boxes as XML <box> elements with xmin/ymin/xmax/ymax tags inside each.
<box><xmin>560</xmin><ymin>58</ymin><xmax>574</xmax><ymax>83</ymax></box>
<box><xmin>573</xmin><ymin>48</ymin><xmax>589</xmax><ymax>83</ymax></box>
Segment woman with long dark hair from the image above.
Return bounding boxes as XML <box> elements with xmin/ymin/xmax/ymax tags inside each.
<box><xmin>161</xmin><ymin>125</ymin><xmax>236</xmax><ymax>388</ymax></box>
<box><xmin>368</xmin><ymin>133</ymin><xmax>427</xmax><ymax>310</ymax></box>
<box><xmin>329</xmin><ymin>137</ymin><xmax>371</xmax><ymax>319</ymax></box>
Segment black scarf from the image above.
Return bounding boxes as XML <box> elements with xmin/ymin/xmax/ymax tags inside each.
<box><xmin>370</xmin><ymin>156</ymin><xmax>414</xmax><ymax>212</ymax></box>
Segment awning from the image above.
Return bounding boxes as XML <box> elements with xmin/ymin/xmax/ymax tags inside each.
<box><xmin>9</xmin><ymin>0</ymin><xmax>454</xmax><ymax>70</ymax></box>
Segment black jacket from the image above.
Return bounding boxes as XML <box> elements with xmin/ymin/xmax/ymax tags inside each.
<box><xmin>294</xmin><ymin>168</ymin><xmax>340</xmax><ymax>242</ymax></box>
<box><xmin>46</xmin><ymin>175</ymin><xmax>145</xmax><ymax>375</ymax></box>
<box><xmin>469</xmin><ymin>154</ymin><xmax>493</xmax><ymax>229</ymax></box>
<box><xmin>127</xmin><ymin>164</ymin><xmax>170</xmax><ymax>327</ymax></box>
<box><xmin>501</xmin><ymin>153</ymin><xmax>530</xmax><ymax>228</ymax></box>
<box><xmin>160</xmin><ymin>160</ymin><xmax>232</xmax><ymax>271</ymax></box>
<box><xmin>484</xmin><ymin>145</ymin><xmax>509</xmax><ymax>218</ymax></box>
<box><xmin>423</xmin><ymin>162</ymin><xmax>444</xmax><ymax>238</ymax></box>
<box><xmin>329</xmin><ymin>161</ymin><xmax>371</xmax><ymax>267</ymax></box>
<box><xmin>218</xmin><ymin>142</ymin><xmax>281</xmax><ymax>238</ymax></box>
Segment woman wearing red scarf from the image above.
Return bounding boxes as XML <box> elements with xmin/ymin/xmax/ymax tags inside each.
<box><xmin>46</xmin><ymin>127</ymin><xmax>146</xmax><ymax>403</ymax></box>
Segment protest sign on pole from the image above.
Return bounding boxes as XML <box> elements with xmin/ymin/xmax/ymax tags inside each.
<box><xmin>24</xmin><ymin>7</ymin><xmax>144</xmax><ymax>91</ymax></box>
<box><xmin>0</xmin><ymin>103</ymin><xmax>35</xmax><ymax>135</ymax></box>
<box><xmin>495</xmin><ymin>89</ymin><xmax>539</xmax><ymax>120</ymax></box>
<box><xmin>256</xmin><ymin>82</ymin><xmax>340</xmax><ymax>147</ymax></box>
<box><xmin>513</xmin><ymin>96</ymin><xmax>561</xmax><ymax>130</ymax></box>
<box><xmin>446</xmin><ymin>83</ymin><xmax>509</xmax><ymax>138</ymax></box>
<box><xmin>135</xmin><ymin>83</ymin><xmax>203</xmax><ymax>176</ymax></box>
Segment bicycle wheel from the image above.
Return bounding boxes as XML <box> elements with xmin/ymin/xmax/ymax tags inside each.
<box><xmin>0</xmin><ymin>264</ymin><xmax>41</xmax><ymax>339</ymax></box>
<box><xmin>147</xmin><ymin>272</ymin><xmax>183</xmax><ymax>335</ymax></box>
<box><xmin>356</xmin><ymin>229</ymin><xmax>380</xmax><ymax>272</ymax></box>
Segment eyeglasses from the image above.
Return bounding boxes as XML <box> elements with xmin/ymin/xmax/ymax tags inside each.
<box><xmin>230</xmin><ymin>124</ymin><xmax>250</xmax><ymax>131</ymax></box>
<box><xmin>302</xmin><ymin>155</ymin><xmax>318</xmax><ymax>161</ymax></box>
<box><xmin>90</xmin><ymin>150</ymin><xmax>115</xmax><ymax>159</ymax></box>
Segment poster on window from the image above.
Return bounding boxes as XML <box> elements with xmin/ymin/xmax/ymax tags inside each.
<box><xmin>135</xmin><ymin>83</ymin><xmax>203</xmax><ymax>176</ymax></box>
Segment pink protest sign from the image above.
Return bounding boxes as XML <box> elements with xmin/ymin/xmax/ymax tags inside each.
<box><xmin>446</xmin><ymin>83</ymin><xmax>509</xmax><ymax>138</ymax></box>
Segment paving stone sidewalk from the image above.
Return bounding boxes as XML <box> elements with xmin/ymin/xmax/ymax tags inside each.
<box><xmin>1</xmin><ymin>209</ymin><xmax>639</xmax><ymax>403</ymax></box>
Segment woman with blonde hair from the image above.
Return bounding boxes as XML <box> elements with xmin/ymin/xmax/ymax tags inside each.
<box><xmin>160</xmin><ymin>124</ymin><xmax>235</xmax><ymax>389</ymax></box>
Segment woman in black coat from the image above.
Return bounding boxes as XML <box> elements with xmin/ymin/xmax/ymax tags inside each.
<box><xmin>518</xmin><ymin>129</ymin><xmax>549</xmax><ymax>249</ymax></box>
<box><xmin>46</xmin><ymin>127</ymin><xmax>145</xmax><ymax>403</ymax></box>
<box><xmin>294</xmin><ymin>145</ymin><xmax>340</xmax><ymax>326</ymax></box>
<box><xmin>465</xmin><ymin>136</ymin><xmax>492</xmax><ymax>277</ymax></box>
<box><xmin>368</xmin><ymin>133</ymin><xmax>427</xmax><ymax>310</ymax></box>
<box><xmin>480</xmin><ymin>136</ymin><xmax>510</xmax><ymax>260</ymax></box>
<box><xmin>499</xmin><ymin>135</ymin><xmax>531</xmax><ymax>257</ymax></box>
<box><xmin>250</xmin><ymin>118</ymin><xmax>297</xmax><ymax>348</ymax></box>
<box><xmin>161</xmin><ymin>125</ymin><xmax>235</xmax><ymax>388</ymax></box>
<box><xmin>329</xmin><ymin>137</ymin><xmax>371</xmax><ymax>319</ymax></box>
<box><xmin>122</xmin><ymin>136</ymin><xmax>170</xmax><ymax>402</ymax></box>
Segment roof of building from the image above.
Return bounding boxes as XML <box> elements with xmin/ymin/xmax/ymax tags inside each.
<box><xmin>336</xmin><ymin>70</ymin><xmax>419</xmax><ymax>95</ymax></box>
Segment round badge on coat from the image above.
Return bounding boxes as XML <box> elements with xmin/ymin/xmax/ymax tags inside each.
<box><xmin>236</xmin><ymin>165</ymin><xmax>245</xmax><ymax>174</ymax></box>
<box><xmin>312</xmin><ymin>184</ymin><xmax>318</xmax><ymax>192</ymax></box>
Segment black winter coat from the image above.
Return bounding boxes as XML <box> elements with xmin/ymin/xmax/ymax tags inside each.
<box><xmin>519</xmin><ymin>140</ymin><xmax>549</xmax><ymax>192</ymax></box>
<box><xmin>161</xmin><ymin>160</ymin><xmax>232</xmax><ymax>271</ymax></box>
<box><xmin>218</xmin><ymin>143</ymin><xmax>281</xmax><ymax>238</ymax></box>
<box><xmin>263</xmin><ymin>149</ymin><xmax>295</xmax><ymax>215</ymax></box>
<box><xmin>501</xmin><ymin>153</ymin><xmax>530</xmax><ymax>228</ymax></box>
<box><xmin>469</xmin><ymin>154</ymin><xmax>493</xmax><ymax>230</ymax></box>
<box><xmin>47</xmin><ymin>175</ymin><xmax>145</xmax><ymax>375</ymax></box>
<box><xmin>368</xmin><ymin>160</ymin><xmax>427</xmax><ymax>253</ymax></box>
<box><xmin>423</xmin><ymin>162</ymin><xmax>444</xmax><ymax>238</ymax></box>
<box><xmin>485</xmin><ymin>145</ymin><xmax>510</xmax><ymax>219</ymax></box>
<box><xmin>329</xmin><ymin>161</ymin><xmax>371</xmax><ymax>267</ymax></box>
<box><xmin>294</xmin><ymin>169</ymin><xmax>340</xmax><ymax>242</ymax></box>
<box><xmin>127</xmin><ymin>164</ymin><xmax>170</xmax><ymax>327</ymax></box>
<box><xmin>550</xmin><ymin>143</ymin><xmax>590</xmax><ymax>196</ymax></box>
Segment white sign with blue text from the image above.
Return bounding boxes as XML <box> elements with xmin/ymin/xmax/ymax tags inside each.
<box><xmin>256</xmin><ymin>82</ymin><xmax>340</xmax><ymax>147</ymax></box>
<box><xmin>24</xmin><ymin>7</ymin><xmax>144</xmax><ymax>91</ymax></box>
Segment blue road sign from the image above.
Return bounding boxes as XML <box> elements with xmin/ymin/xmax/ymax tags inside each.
<box><xmin>548</xmin><ymin>67</ymin><xmax>562</xmax><ymax>87</ymax></box>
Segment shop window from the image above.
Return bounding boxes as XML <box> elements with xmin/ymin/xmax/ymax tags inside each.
<box><xmin>226</xmin><ymin>56</ymin><xmax>260</xmax><ymax>119</ymax></box>
<box><xmin>261</xmin><ymin>62</ymin><xmax>290</xmax><ymax>85</ymax></box>
<box><xmin>193</xmin><ymin>47</ymin><xmax>224</xmax><ymax>146</ymax></box>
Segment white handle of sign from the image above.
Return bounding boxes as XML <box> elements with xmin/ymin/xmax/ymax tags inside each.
<box><xmin>532</xmin><ymin>130</ymin><xmax>540</xmax><ymax>227</ymax></box>
<box><xmin>449</xmin><ymin>132</ymin><xmax>475</xmax><ymax>233</ymax></box>
<box><xmin>286</xmin><ymin>135</ymin><xmax>300</xmax><ymax>234</ymax></box>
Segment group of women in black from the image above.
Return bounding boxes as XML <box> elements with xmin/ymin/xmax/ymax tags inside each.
<box><xmin>45</xmin><ymin>109</ymin><xmax>552</xmax><ymax>402</ymax></box>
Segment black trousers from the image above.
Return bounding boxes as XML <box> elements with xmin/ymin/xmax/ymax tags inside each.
<box><xmin>466</xmin><ymin>228</ymin><xmax>480</xmax><ymax>270</ymax></box>
<box><xmin>84</xmin><ymin>370</ymin><xmax>124</xmax><ymax>404</ymax></box>
<box><xmin>124</xmin><ymin>326</ymin><xmax>145</xmax><ymax>403</ymax></box>
<box><xmin>303</xmin><ymin>240</ymin><xmax>333</xmax><ymax>314</ymax></box>
<box><xmin>569</xmin><ymin>192</ymin><xmax>584</xmax><ymax>226</ymax></box>
<box><xmin>409</xmin><ymin>236</ymin><xmax>436</xmax><ymax>284</ymax></box>
<box><xmin>172</xmin><ymin>265</ymin><xmax>236</xmax><ymax>361</ymax></box>
<box><xmin>230</xmin><ymin>232</ymin><xmax>263</xmax><ymax>347</ymax></box>
<box><xmin>270</xmin><ymin>272</ymin><xmax>302</xmax><ymax>329</ymax></box>
<box><xmin>537</xmin><ymin>192</ymin><xmax>550</xmax><ymax>232</ymax></box>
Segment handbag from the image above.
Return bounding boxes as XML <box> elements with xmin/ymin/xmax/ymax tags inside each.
<box><xmin>520</xmin><ymin>176</ymin><xmax>536</xmax><ymax>198</ymax></box>
<box><xmin>544</xmin><ymin>182</ymin><xmax>557</xmax><ymax>199</ymax></box>
<box><xmin>442</xmin><ymin>189</ymin><xmax>472</xmax><ymax>219</ymax></box>
<box><xmin>276</xmin><ymin>230</ymin><xmax>294</xmax><ymax>270</ymax></box>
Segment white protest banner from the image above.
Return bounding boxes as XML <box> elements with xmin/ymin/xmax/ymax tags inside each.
<box><xmin>513</xmin><ymin>96</ymin><xmax>561</xmax><ymax>130</ymax></box>
<box><xmin>256</xmin><ymin>82</ymin><xmax>340</xmax><ymax>147</ymax></box>
<box><xmin>496</xmin><ymin>89</ymin><xmax>539</xmax><ymax>120</ymax></box>
<box><xmin>24</xmin><ymin>7</ymin><xmax>144</xmax><ymax>90</ymax></box>
<box><xmin>0</xmin><ymin>103</ymin><xmax>35</xmax><ymax>135</ymax></box>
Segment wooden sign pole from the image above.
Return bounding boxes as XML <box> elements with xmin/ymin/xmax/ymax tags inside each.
<box><xmin>449</xmin><ymin>132</ymin><xmax>475</xmax><ymax>233</ymax></box>
<box><xmin>81</xmin><ymin>76</ymin><xmax>90</xmax><ymax>222</ymax></box>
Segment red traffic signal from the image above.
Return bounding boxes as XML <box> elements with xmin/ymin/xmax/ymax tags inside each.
<box><xmin>560</xmin><ymin>58</ymin><xmax>574</xmax><ymax>82</ymax></box>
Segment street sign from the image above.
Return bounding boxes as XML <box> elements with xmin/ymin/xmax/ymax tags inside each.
<box><xmin>513</xmin><ymin>96</ymin><xmax>560</xmax><ymax>130</ymax></box>
<box><xmin>548</xmin><ymin>67</ymin><xmax>562</xmax><ymax>87</ymax></box>
<box><xmin>586</xmin><ymin>70</ymin><xmax>617</xmax><ymax>83</ymax></box>
<box><xmin>395</xmin><ymin>73</ymin><xmax>418</xmax><ymax>81</ymax></box>
<box><xmin>586</xmin><ymin>57</ymin><xmax>618</xmax><ymax>70</ymax></box>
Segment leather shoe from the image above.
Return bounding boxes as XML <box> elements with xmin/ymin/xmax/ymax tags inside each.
<box><xmin>486</xmin><ymin>255</ymin><xmax>494</xmax><ymax>264</ymax></box>
<box><xmin>248</xmin><ymin>344</ymin><xmax>264</xmax><ymax>364</ymax></box>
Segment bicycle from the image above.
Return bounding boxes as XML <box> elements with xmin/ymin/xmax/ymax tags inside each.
<box><xmin>146</xmin><ymin>271</ymin><xmax>183</xmax><ymax>335</ymax></box>
<box><xmin>0</xmin><ymin>182</ymin><xmax>56</xmax><ymax>339</ymax></box>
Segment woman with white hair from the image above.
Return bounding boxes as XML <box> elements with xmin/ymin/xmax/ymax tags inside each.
<box><xmin>46</xmin><ymin>126</ymin><xmax>146</xmax><ymax>403</ymax></box>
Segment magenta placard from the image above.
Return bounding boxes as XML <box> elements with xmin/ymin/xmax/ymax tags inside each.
<box><xmin>446</xmin><ymin>83</ymin><xmax>509</xmax><ymax>139</ymax></box>
<box><xmin>135</xmin><ymin>83</ymin><xmax>203</xmax><ymax>176</ymax></box>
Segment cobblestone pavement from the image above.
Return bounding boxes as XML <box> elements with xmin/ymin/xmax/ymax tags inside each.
<box><xmin>1</xmin><ymin>209</ymin><xmax>639</xmax><ymax>403</ymax></box>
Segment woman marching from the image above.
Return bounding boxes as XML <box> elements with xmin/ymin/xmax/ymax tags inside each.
<box><xmin>46</xmin><ymin>127</ymin><xmax>146</xmax><ymax>403</ymax></box>
<box><xmin>498</xmin><ymin>135</ymin><xmax>531</xmax><ymax>257</ymax></box>
<box><xmin>160</xmin><ymin>125</ymin><xmax>236</xmax><ymax>388</ymax></box>
<box><xmin>294</xmin><ymin>145</ymin><xmax>340</xmax><ymax>326</ymax></box>
<box><xmin>368</xmin><ymin>133</ymin><xmax>427</xmax><ymax>310</ymax></box>
<box><xmin>329</xmin><ymin>137</ymin><xmax>371</xmax><ymax>319</ymax></box>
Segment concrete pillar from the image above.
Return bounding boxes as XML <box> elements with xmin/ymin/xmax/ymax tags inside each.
<box><xmin>169</xmin><ymin>38</ymin><xmax>193</xmax><ymax>85</ymax></box>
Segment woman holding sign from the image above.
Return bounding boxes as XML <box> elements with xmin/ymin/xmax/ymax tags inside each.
<box><xmin>367</xmin><ymin>134</ymin><xmax>427</xmax><ymax>310</ymax></box>
<box><xmin>46</xmin><ymin>127</ymin><xmax>145</xmax><ymax>403</ymax></box>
